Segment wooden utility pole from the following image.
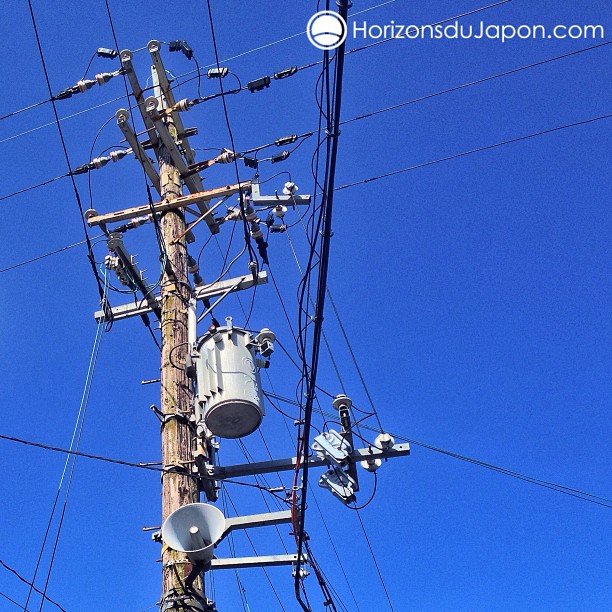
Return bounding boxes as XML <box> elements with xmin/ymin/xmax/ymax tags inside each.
<box><xmin>158</xmin><ymin>130</ymin><xmax>204</xmax><ymax>602</ymax></box>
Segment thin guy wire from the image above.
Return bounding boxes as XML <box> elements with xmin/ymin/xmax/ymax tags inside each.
<box><xmin>223</xmin><ymin>488</ymin><xmax>287</xmax><ymax>611</ymax></box>
<box><xmin>0</xmin><ymin>590</ymin><xmax>25</xmax><ymax>610</ymax></box>
<box><xmin>37</xmin><ymin>318</ymin><xmax>105</xmax><ymax>611</ymax></box>
<box><xmin>23</xmin><ymin>282</ymin><xmax>105</xmax><ymax>608</ymax></box>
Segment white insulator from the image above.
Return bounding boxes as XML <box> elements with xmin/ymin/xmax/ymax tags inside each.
<box><xmin>273</xmin><ymin>205</ymin><xmax>288</xmax><ymax>219</ymax></box>
<box><xmin>217</xmin><ymin>149</ymin><xmax>236</xmax><ymax>164</ymax></box>
<box><xmin>176</xmin><ymin>98</ymin><xmax>191</xmax><ymax>112</ymax></box>
<box><xmin>282</xmin><ymin>181</ymin><xmax>298</xmax><ymax>195</ymax></box>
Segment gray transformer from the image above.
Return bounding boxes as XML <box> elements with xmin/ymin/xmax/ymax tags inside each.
<box><xmin>194</xmin><ymin>317</ymin><xmax>275</xmax><ymax>439</ymax></box>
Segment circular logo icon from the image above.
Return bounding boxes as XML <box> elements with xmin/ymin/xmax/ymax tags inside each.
<box><xmin>307</xmin><ymin>11</ymin><xmax>347</xmax><ymax>50</ymax></box>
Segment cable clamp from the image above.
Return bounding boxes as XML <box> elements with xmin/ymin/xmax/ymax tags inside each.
<box><xmin>324</xmin><ymin>127</ymin><xmax>341</xmax><ymax>138</ymax></box>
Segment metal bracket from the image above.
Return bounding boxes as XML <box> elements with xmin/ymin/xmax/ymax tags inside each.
<box><xmin>144</xmin><ymin>96</ymin><xmax>212</xmax><ymax>218</ymax></box>
<box><xmin>148</xmin><ymin>40</ymin><xmax>199</xmax><ymax>168</ymax></box>
<box><xmin>209</xmin><ymin>554</ymin><xmax>306</xmax><ymax>571</ymax></box>
<box><xmin>119</xmin><ymin>49</ymin><xmax>159</xmax><ymax>149</ymax></box>
<box><xmin>206</xmin><ymin>442</ymin><xmax>410</xmax><ymax>480</ymax></box>
<box><xmin>106</xmin><ymin>232</ymin><xmax>162</xmax><ymax>319</ymax></box>
<box><xmin>116</xmin><ymin>108</ymin><xmax>160</xmax><ymax>193</ymax></box>
<box><xmin>251</xmin><ymin>181</ymin><xmax>311</xmax><ymax>207</ymax></box>
<box><xmin>94</xmin><ymin>271</ymin><xmax>268</xmax><ymax>322</ymax></box>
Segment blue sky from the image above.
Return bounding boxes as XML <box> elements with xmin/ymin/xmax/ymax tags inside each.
<box><xmin>0</xmin><ymin>0</ymin><xmax>610</xmax><ymax>610</ymax></box>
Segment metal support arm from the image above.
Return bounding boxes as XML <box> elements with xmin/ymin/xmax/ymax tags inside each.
<box><xmin>207</xmin><ymin>443</ymin><xmax>411</xmax><ymax>480</ymax></box>
<box><xmin>94</xmin><ymin>271</ymin><xmax>268</xmax><ymax>322</ymax></box>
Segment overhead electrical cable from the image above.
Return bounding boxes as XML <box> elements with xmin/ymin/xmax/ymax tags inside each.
<box><xmin>354</xmin><ymin>509</ymin><xmax>395</xmax><ymax>610</ymax></box>
<box><xmin>294</xmin><ymin>2</ymin><xmax>349</xmax><ymax>608</ymax></box>
<box><xmin>0</xmin><ymin>0</ymin><xmax>516</xmax><ymax>153</ymax></box>
<box><xmin>22</xmin><ymin>275</ymin><xmax>105</xmax><ymax>609</ymax></box>
<box><xmin>0</xmin><ymin>560</ymin><xmax>67</xmax><ymax>612</ymax></box>
<box><xmin>0</xmin><ymin>590</ymin><xmax>24</xmax><ymax>610</ymax></box>
<box><xmin>340</xmin><ymin>40</ymin><xmax>612</xmax><ymax>129</ymax></box>
<box><xmin>205</xmin><ymin>0</ymin><xmax>260</xmax><ymax>276</ymax></box>
<box><xmin>222</xmin><ymin>488</ymin><xmax>287</xmax><ymax>611</ymax></box>
<box><xmin>0</xmin><ymin>433</ymin><xmax>164</xmax><ymax>472</ymax></box>
<box><xmin>335</xmin><ymin>113</ymin><xmax>612</xmax><ymax>191</ymax></box>
<box><xmin>25</xmin><ymin>0</ymin><xmax>106</xmax><ymax>309</ymax></box>
<box><xmin>0</xmin><ymin>236</ymin><xmax>104</xmax><ymax>274</ymax></box>
<box><xmin>261</xmin><ymin>388</ymin><xmax>612</xmax><ymax>508</ymax></box>
<box><xmin>0</xmin><ymin>0</ymin><xmax>399</xmax><ymax>127</ymax></box>
<box><xmin>2</xmin><ymin>39</ymin><xmax>608</xmax><ymax>209</ymax></box>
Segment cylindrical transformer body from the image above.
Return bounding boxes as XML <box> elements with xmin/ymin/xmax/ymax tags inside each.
<box><xmin>195</xmin><ymin>323</ymin><xmax>264</xmax><ymax>438</ymax></box>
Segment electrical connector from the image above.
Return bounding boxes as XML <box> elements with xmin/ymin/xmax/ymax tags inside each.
<box><xmin>275</xmin><ymin>134</ymin><xmax>298</xmax><ymax>147</ymax></box>
<box><xmin>243</xmin><ymin>157</ymin><xmax>258</xmax><ymax>169</ymax></box>
<box><xmin>247</xmin><ymin>76</ymin><xmax>271</xmax><ymax>93</ymax></box>
<box><xmin>168</xmin><ymin>40</ymin><xmax>193</xmax><ymax>60</ymax></box>
<box><xmin>207</xmin><ymin>67</ymin><xmax>229</xmax><ymax>79</ymax></box>
<box><xmin>97</xmin><ymin>48</ymin><xmax>119</xmax><ymax>59</ymax></box>
<box><xmin>271</xmin><ymin>151</ymin><xmax>290</xmax><ymax>164</ymax></box>
<box><xmin>274</xmin><ymin>66</ymin><xmax>298</xmax><ymax>80</ymax></box>
<box><xmin>70</xmin><ymin>149</ymin><xmax>130</xmax><ymax>175</ymax></box>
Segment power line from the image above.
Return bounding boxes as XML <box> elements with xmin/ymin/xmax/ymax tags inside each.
<box><xmin>335</xmin><ymin>113</ymin><xmax>612</xmax><ymax>191</ymax></box>
<box><xmin>0</xmin><ymin>236</ymin><xmax>105</xmax><ymax>274</ymax></box>
<box><xmin>0</xmin><ymin>98</ymin><xmax>50</xmax><ymax>122</ymax></box>
<box><xmin>0</xmin><ymin>432</ymin><xmax>164</xmax><ymax>472</ymax></box>
<box><xmin>25</xmin><ymin>0</ymin><xmax>106</xmax><ymax>307</ymax></box>
<box><xmin>3</xmin><ymin>38</ymin><xmax>607</xmax><ymax>212</ymax></box>
<box><xmin>294</xmin><ymin>2</ymin><xmax>350</xmax><ymax>608</ymax></box>
<box><xmin>354</xmin><ymin>509</ymin><xmax>395</xmax><ymax>611</ymax></box>
<box><xmin>340</xmin><ymin>40</ymin><xmax>612</xmax><ymax>128</ymax></box>
<box><xmin>0</xmin><ymin>589</ymin><xmax>25</xmax><ymax>610</ymax></box>
<box><xmin>390</xmin><ymin>433</ymin><xmax>612</xmax><ymax>509</ymax></box>
<box><xmin>0</xmin><ymin>0</ymin><xmax>515</xmax><ymax>152</ymax></box>
<box><xmin>0</xmin><ymin>173</ymin><xmax>67</xmax><ymax>203</ymax></box>
<box><xmin>204</xmin><ymin>0</ymin><xmax>260</xmax><ymax>275</ymax></box>
<box><xmin>259</xmin><ymin>389</ymin><xmax>612</xmax><ymax>508</ymax></box>
<box><xmin>0</xmin><ymin>559</ymin><xmax>67</xmax><ymax>612</ymax></box>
